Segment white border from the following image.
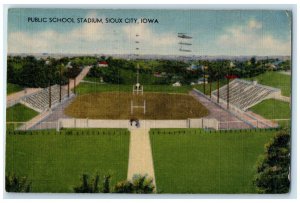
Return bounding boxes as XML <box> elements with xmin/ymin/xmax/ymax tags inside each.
<box><xmin>1</xmin><ymin>1</ymin><xmax>298</xmax><ymax>201</ymax></box>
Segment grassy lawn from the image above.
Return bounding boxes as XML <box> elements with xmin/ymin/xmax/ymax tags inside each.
<box><xmin>82</xmin><ymin>76</ymin><xmax>104</xmax><ymax>83</ymax></box>
<box><xmin>65</xmin><ymin>92</ymin><xmax>209</xmax><ymax>119</ymax></box>
<box><xmin>150</xmin><ymin>129</ymin><xmax>275</xmax><ymax>193</ymax></box>
<box><xmin>76</xmin><ymin>82</ymin><xmax>195</xmax><ymax>95</ymax></box>
<box><xmin>249</xmin><ymin>99</ymin><xmax>290</xmax><ymax>128</ymax></box>
<box><xmin>7</xmin><ymin>83</ymin><xmax>23</xmax><ymax>95</ymax></box>
<box><xmin>6</xmin><ymin>129</ymin><xmax>130</xmax><ymax>192</ymax></box>
<box><xmin>6</xmin><ymin>103</ymin><xmax>39</xmax><ymax>130</ymax></box>
<box><xmin>246</xmin><ymin>71</ymin><xmax>291</xmax><ymax>97</ymax></box>
<box><xmin>194</xmin><ymin>71</ymin><xmax>291</xmax><ymax>97</ymax></box>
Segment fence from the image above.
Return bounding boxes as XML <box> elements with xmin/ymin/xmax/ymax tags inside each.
<box><xmin>6</xmin><ymin>118</ymin><xmax>290</xmax><ymax>132</ymax></box>
<box><xmin>58</xmin><ymin>118</ymin><xmax>220</xmax><ymax>130</ymax></box>
<box><xmin>6</xmin><ymin>121</ymin><xmax>58</xmax><ymax>131</ymax></box>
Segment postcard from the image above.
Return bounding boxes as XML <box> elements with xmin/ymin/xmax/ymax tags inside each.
<box><xmin>5</xmin><ymin>8</ymin><xmax>292</xmax><ymax>194</ymax></box>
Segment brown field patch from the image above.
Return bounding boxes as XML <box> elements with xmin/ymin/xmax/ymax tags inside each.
<box><xmin>64</xmin><ymin>92</ymin><xmax>209</xmax><ymax>119</ymax></box>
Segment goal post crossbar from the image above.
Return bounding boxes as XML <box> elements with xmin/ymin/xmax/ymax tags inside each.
<box><xmin>131</xmin><ymin>100</ymin><xmax>146</xmax><ymax>114</ymax></box>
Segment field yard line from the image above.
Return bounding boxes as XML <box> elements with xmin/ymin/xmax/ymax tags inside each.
<box><xmin>127</xmin><ymin>128</ymin><xmax>156</xmax><ymax>188</ymax></box>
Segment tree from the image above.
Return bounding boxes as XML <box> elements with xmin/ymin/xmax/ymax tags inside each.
<box><xmin>113</xmin><ymin>180</ymin><xmax>134</xmax><ymax>193</ymax></box>
<box><xmin>74</xmin><ymin>174</ymin><xmax>112</xmax><ymax>193</ymax></box>
<box><xmin>102</xmin><ymin>174</ymin><xmax>111</xmax><ymax>193</ymax></box>
<box><xmin>73</xmin><ymin>174</ymin><xmax>100</xmax><ymax>193</ymax></box>
<box><xmin>113</xmin><ymin>174</ymin><xmax>155</xmax><ymax>194</ymax></box>
<box><xmin>5</xmin><ymin>174</ymin><xmax>31</xmax><ymax>192</ymax></box>
<box><xmin>253</xmin><ymin>130</ymin><xmax>290</xmax><ymax>193</ymax></box>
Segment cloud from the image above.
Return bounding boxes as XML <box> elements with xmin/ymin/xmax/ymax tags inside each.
<box><xmin>248</xmin><ymin>19</ymin><xmax>262</xmax><ymax>29</ymax></box>
<box><xmin>122</xmin><ymin>22</ymin><xmax>177</xmax><ymax>53</ymax></box>
<box><xmin>8</xmin><ymin>11</ymin><xmax>117</xmax><ymax>54</ymax></box>
<box><xmin>216</xmin><ymin>19</ymin><xmax>291</xmax><ymax>56</ymax></box>
<box><xmin>8</xmin><ymin>16</ymin><xmax>291</xmax><ymax>56</ymax></box>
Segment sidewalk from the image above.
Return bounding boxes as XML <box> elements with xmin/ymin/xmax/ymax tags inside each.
<box><xmin>7</xmin><ymin>88</ymin><xmax>41</xmax><ymax>108</ymax></box>
<box><xmin>63</xmin><ymin>66</ymin><xmax>91</xmax><ymax>90</ymax></box>
<box><xmin>127</xmin><ymin>127</ymin><xmax>156</xmax><ymax>187</ymax></box>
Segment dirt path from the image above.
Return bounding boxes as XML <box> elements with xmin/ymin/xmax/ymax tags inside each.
<box><xmin>127</xmin><ymin>127</ymin><xmax>156</xmax><ymax>188</ymax></box>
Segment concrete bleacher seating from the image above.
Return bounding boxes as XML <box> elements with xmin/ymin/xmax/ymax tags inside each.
<box><xmin>212</xmin><ymin>79</ymin><xmax>281</xmax><ymax>111</ymax></box>
<box><xmin>20</xmin><ymin>85</ymin><xmax>70</xmax><ymax>112</ymax></box>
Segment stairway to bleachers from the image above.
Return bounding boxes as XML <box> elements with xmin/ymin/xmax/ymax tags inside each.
<box><xmin>212</xmin><ymin>79</ymin><xmax>281</xmax><ymax>111</ymax></box>
<box><xmin>20</xmin><ymin>85</ymin><xmax>70</xmax><ymax>112</ymax></box>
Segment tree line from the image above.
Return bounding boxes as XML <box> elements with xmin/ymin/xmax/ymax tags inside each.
<box><xmin>7</xmin><ymin>56</ymin><xmax>94</xmax><ymax>88</ymax></box>
<box><xmin>8</xmin><ymin>55</ymin><xmax>290</xmax><ymax>87</ymax></box>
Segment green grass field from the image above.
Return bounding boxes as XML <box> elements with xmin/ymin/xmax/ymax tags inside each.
<box><xmin>247</xmin><ymin>71</ymin><xmax>291</xmax><ymax>97</ymax></box>
<box><xmin>7</xmin><ymin>83</ymin><xmax>23</xmax><ymax>95</ymax></box>
<box><xmin>6</xmin><ymin>103</ymin><xmax>39</xmax><ymax>130</ymax></box>
<box><xmin>150</xmin><ymin>129</ymin><xmax>275</xmax><ymax>193</ymax></box>
<box><xmin>76</xmin><ymin>82</ymin><xmax>196</xmax><ymax>95</ymax></box>
<box><xmin>6</xmin><ymin>129</ymin><xmax>130</xmax><ymax>192</ymax></box>
<box><xmin>249</xmin><ymin>99</ymin><xmax>290</xmax><ymax>128</ymax></box>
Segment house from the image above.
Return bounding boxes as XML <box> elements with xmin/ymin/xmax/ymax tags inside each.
<box><xmin>172</xmin><ymin>81</ymin><xmax>182</xmax><ymax>87</ymax></box>
<box><xmin>66</xmin><ymin>62</ymin><xmax>72</xmax><ymax>69</ymax></box>
<box><xmin>186</xmin><ymin>64</ymin><xmax>199</xmax><ymax>71</ymax></box>
<box><xmin>98</xmin><ymin>61</ymin><xmax>108</xmax><ymax>67</ymax></box>
<box><xmin>154</xmin><ymin>72</ymin><xmax>162</xmax><ymax>77</ymax></box>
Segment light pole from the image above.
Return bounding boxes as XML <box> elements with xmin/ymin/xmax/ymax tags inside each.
<box><xmin>217</xmin><ymin>64</ymin><xmax>220</xmax><ymax>103</ymax></box>
<box><xmin>48</xmin><ymin>81</ymin><xmax>51</xmax><ymax>109</ymax></box>
<box><xmin>226</xmin><ymin>61</ymin><xmax>235</xmax><ymax>109</ymax></box>
<box><xmin>59</xmin><ymin>64</ymin><xmax>62</xmax><ymax>102</ymax></box>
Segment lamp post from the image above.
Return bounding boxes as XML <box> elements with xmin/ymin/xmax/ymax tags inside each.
<box><xmin>48</xmin><ymin>81</ymin><xmax>51</xmax><ymax>109</ymax></box>
<box><xmin>73</xmin><ymin>77</ymin><xmax>76</xmax><ymax>94</ymax></box>
<box><xmin>59</xmin><ymin>64</ymin><xmax>62</xmax><ymax>102</ymax></box>
<box><xmin>203</xmin><ymin>66</ymin><xmax>206</xmax><ymax>94</ymax></box>
<box><xmin>227</xmin><ymin>73</ymin><xmax>230</xmax><ymax>109</ymax></box>
<box><xmin>217</xmin><ymin>66</ymin><xmax>220</xmax><ymax>103</ymax></box>
<box><xmin>226</xmin><ymin>61</ymin><xmax>235</xmax><ymax>109</ymax></box>
<box><xmin>67</xmin><ymin>77</ymin><xmax>70</xmax><ymax>97</ymax></box>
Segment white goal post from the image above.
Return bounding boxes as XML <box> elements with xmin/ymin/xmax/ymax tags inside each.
<box><xmin>131</xmin><ymin>100</ymin><xmax>146</xmax><ymax>114</ymax></box>
<box><xmin>132</xmin><ymin>84</ymin><xmax>143</xmax><ymax>95</ymax></box>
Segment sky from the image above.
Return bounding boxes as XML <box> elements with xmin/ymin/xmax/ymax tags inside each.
<box><xmin>7</xmin><ymin>9</ymin><xmax>292</xmax><ymax>56</ymax></box>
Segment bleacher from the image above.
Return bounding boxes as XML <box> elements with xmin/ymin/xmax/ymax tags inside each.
<box><xmin>212</xmin><ymin>79</ymin><xmax>281</xmax><ymax>111</ymax></box>
<box><xmin>20</xmin><ymin>85</ymin><xmax>69</xmax><ymax>112</ymax></box>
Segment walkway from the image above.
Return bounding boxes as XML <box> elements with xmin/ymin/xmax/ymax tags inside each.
<box><xmin>7</xmin><ymin>88</ymin><xmax>41</xmax><ymax>108</ymax></box>
<box><xmin>63</xmin><ymin>66</ymin><xmax>91</xmax><ymax>90</ymax></box>
<box><xmin>127</xmin><ymin>127</ymin><xmax>156</xmax><ymax>188</ymax></box>
<box><xmin>190</xmin><ymin>90</ymin><xmax>252</xmax><ymax>129</ymax></box>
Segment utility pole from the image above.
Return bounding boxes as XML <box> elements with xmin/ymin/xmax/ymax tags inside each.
<box><xmin>203</xmin><ymin>66</ymin><xmax>206</xmax><ymax>94</ymax></box>
<box><xmin>67</xmin><ymin>78</ymin><xmax>70</xmax><ymax>97</ymax></box>
<box><xmin>217</xmin><ymin>76</ymin><xmax>220</xmax><ymax>103</ymax></box>
<box><xmin>73</xmin><ymin>77</ymin><xmax>76</xmax><ymax>94</ymax></box>
<box><xmin>217</xmin><ymin>63</ymin><xmax>220</xmax><ymax>103</ymax></box>
<box><xmin>209</xmin><ymin>66</ymin><xmax>212</xmax><ymax>99</ymax></box>
<box><xmin>227</xmin><ymin>76</ymin><xmax>229</xmax><ymax>109</ymax></box>
<box><xmin>137</xmin><ymin>63</ymin><xmax>139</xmax><ymax>84</ymax></box>
<box><xmin>59</xmin><ymin>65</ymin><xmax>62</xmax><ymax>102</ymax></box>
<box><xmin>49</xmin><ymin>82</ymin><xmax>51</xmax><ymax>109</ymax></box>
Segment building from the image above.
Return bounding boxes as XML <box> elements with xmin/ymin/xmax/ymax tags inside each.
<box><xmin>98</xmin><ymin>61</ymin><xmax>108</xmax><ymax>67</ymax></box>
<box><xmin>172</xmin><ymin>81</ymin><xmax>182</xmax><ymax>87</ymax></box>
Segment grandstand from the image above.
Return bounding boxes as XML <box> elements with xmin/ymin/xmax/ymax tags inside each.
<box><xmin>20</xmin><ymin>85</ymin><xmax>71</xmax><ymax>112</ymax></box>
<box><xmin>212</xmin><ymin>79</ymin><xmax>281</xmax><ymax>111</ymax></box>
